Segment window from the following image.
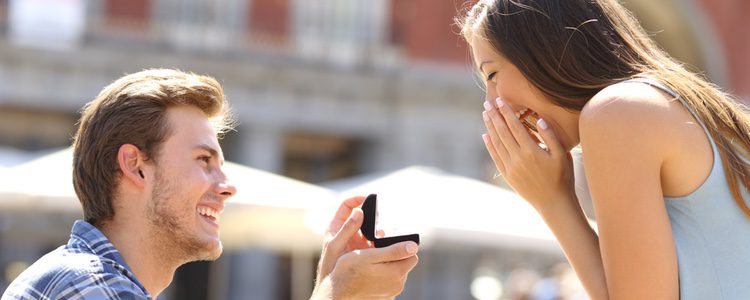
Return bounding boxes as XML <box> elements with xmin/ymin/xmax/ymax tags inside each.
<box><xmin>0</xmin><ymin>0</ymin><xmax>7</xmax><ymax>34</ymax></box>
<box><xmin>7</xmin><ymin>0</ymin><xmax>86</xmax><ymax>49</ymax></box>
<box><xmin>157</xmin><ymin>0</ymin><xmax>246</xmax><ymax>52</ymax></box>
<box><xmin>104</xmin><ymin>0</ymin><xmax>151</xmax><ymax>31</ymax></box>
<box><xmin>247</xmin><ymin>0</ymin><xmax>290</xmax><ymax>46</ymax></box>
<box><xmin>291</xmin><ymin>0</ymin><xmax>390</xmax><ymax>66</ymax></box>
<box><xmin>0</xmin><ymin>107</ymin><xmax>76</xmax><ymax>151</ymax></box>
<box><xmin>389</xmin><ymin>0</ymin><xmax>412</xmax><ymax>46</ymax></box>
<box><xmin>86</xmin><ymin>0</ymin><xmax>153</xmax><ymax>44</ymax></box>
<box><xmin>282</xmin><ymin>132</ymin><xmax>362</xmax><ymax>183</ymax></box>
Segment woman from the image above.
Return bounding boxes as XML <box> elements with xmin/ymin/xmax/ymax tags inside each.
<box><xmin>458</xmin><ymin>0</ymin><xmax>750</xmax><ymax>299</ymax></box>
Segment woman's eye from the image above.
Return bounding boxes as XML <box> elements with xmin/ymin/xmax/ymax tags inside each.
<box><xmin>486</xmin><ymin>72</ymin><xmax>497</xmax><ymax>82</ymax></box>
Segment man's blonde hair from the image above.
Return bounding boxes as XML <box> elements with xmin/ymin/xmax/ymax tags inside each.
<box><xmin>72</xmin><ymin>69</ymin><xmax>234</xmax><ymax>227</ymax></box>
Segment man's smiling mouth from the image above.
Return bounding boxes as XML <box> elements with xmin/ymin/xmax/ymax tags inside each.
<box><xmin>197</xmin><ymin>206</ymin><xmax>220</xmax><ymax>223</ymax></box>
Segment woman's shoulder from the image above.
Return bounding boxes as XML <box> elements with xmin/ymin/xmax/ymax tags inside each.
<box><xmin>579</xmin><ymin>80</ymin><xmax>688</xmax><ymax>156</ymax></box>
<box><xmin>582</xmin><ymin>80</ymin><xmax>677</xmax><ymax>123</ymax></box>
<box><xmin>582</xmin><ymin>81</ymin><xmax>679</xmax><ymax>132</ymax></box>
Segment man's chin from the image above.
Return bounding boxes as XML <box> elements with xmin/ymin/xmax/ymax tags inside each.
<box><xmin>197</xmin><ymin>241</ymin><xmax>223</xmax><ymax>261</ymax></box>
<box><xmin>177</xmin><ymin>238</ymin><xmax>223</xmax><ymax>263</ymax></box>
<box><xmin>207</xmin><ymin>243</ymin><xmax>223</xmax><ymax>260</ymax></box>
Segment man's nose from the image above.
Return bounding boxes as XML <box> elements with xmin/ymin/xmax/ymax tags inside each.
<box><xmin>214</xmin><ymin>180</ymin><xmax>237</xmax><ymax>201</ymax></box>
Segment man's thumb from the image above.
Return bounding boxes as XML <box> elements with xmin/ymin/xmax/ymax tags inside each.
<box><xmin>368</xmin><ymin>241</ymin><xmax>419</xmax><ymax>264</ymax></box>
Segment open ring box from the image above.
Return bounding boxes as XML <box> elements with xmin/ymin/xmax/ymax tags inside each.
<box><xmin>360</xmin><ymin>194</ymin><xmax>421</xmax><ymax>248</ymax></box>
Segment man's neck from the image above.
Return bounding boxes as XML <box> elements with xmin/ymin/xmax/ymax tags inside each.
<box><xmin>100</xmin><ymin>219</ymin><xmax>180</xmax><ymax>298</ymax></box>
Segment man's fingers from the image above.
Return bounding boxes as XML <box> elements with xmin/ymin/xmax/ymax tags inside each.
<box><xmin>376</xmin><ymin>254</ymin><xmax>420</xmax><ymax>281</ymax></box>
<box><xmin>327</xmin><ymin>196</ymin><xmax>366</xmax><ymax>235</ymax></box>
<box><xmin>327</xmin><ymin>208</ymin><xmax>364</xmax><ymax>252</ymax></box>
<box><xmin>332</xmin><ymin>196</ymin><xmax>366</xmax><ymax>223</ymax></box>
<box><xmin>401</xmin><ymin>255</ymin><xmax>419</xmax><ymax>273</ymax></box>
<box><xmin>366</xmin><ymin>241</ymin><xmax>419</xmax><ymax>264</ymax></box>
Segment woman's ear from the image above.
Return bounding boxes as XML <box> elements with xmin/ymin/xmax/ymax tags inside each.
<box><xmin>117</xmin><ymin>144</ymin><xmax>146</xmax><ymax>187</ymax></box>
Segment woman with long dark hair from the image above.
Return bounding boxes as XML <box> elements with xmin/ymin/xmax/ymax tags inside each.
<box><xmin>458</xmin><ymin>0</ymin><xmax>750</xmax><ymax>298</ymax></box>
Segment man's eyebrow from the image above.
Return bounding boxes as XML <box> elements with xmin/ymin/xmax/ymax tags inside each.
<box><xmin>195</xmin><ymin>144</ymin><xmax>224</xmax><ymax>164</ymax></box>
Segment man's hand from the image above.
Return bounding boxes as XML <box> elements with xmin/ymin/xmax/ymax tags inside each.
<box><xmin>316</xmin><ymin>196</ymin><xmax>372</xmax><ymax>283</ymax></box>
<box><xmin>312</xmin><ymin>196</ymin><xmax>419</xmax><ymax>299</ymax></box>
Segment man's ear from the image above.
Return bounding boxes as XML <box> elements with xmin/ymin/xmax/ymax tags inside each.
<box><xmin>117</xmin><ymin>144</ymin><xmax>146</xmax><ymax>187</ymax></box>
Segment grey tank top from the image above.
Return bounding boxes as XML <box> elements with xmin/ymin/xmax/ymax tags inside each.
<box><xmin>622</xmin><ymin>78</ymin><xmax>750</xmax><ymax>299</ymax></box>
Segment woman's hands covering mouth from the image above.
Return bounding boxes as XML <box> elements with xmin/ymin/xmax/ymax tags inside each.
<box><xmin>482</xmin><ymin>97</ymin><xmax>576</xmax><ymax>210</ymax></box>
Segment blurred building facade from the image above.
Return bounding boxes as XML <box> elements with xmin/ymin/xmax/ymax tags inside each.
<box><xmin>0</xmin><ymin>0</ymin><xmax>749</xmax><ymax>299</ymax></box>
<box><xmin>0</xmin><ymin>0</ymin><xmax>490</xmax><ymax>184</ymax></box>
<box><xmin>0</xmin><ymin>0</ymin><xmax>748</xmax><ymax>180</ymax></box>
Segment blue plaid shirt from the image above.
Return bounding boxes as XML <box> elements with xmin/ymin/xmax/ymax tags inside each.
<box><xmin>2</xmin><ymin>220</ymin><xmax>152</xmax><ymax>300</ymax></box>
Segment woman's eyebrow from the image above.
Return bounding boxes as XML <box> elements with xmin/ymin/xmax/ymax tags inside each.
<box><xmin>479</xmin><ymin>60</ymin><xmax>494</xmax><ymax>72</ymax></box>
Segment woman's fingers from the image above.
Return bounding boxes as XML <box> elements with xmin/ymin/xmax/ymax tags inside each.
<box><xmin>482</xmin><ymin>133</ymin><xmax>506</xmax><ymax>174</ymax></box>
<box><xmin>484</xmin><ymin>100</ymin><xmax>519</xmax><ymax>154</ymax></box>
<box><xmin>536</xmin><ymin>118</ymin><xmax>564</xmax><ymax>155</ymax></box>
<box><xmin>495</xmin><ymin>98</ymin><xmax>538</xmax><ymax>149</ymax></box>
<box><xmin>483</xmin><ymin>109</ymin><xmax>511</xmax><ymax>164</ymax></box>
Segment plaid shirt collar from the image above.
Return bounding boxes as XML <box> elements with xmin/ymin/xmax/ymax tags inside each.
<box><xmin>69</xmin><ymin>220</ymin><xmax>128</xmax><ymax>265</ymax></box>
<box><xmin>69</xmin><ymin>220</ymin><xmax>150</xmax><ymax>295</ymax></box>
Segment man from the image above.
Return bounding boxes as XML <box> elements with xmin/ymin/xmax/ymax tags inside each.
<box><xmin>2</xmin><ymin>69</ymin><xmax>419</xmax><ymax>299</ymax></box>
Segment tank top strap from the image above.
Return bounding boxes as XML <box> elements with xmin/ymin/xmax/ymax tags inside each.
<box><xmin>622</xmin><ymin>78</ymin><xmax>712</xmax><ymax>136</ymax></box>
<box><xmin>623</xmin><ymin>77</ymin><xmax>679</xmax><ymax>98</ymax></box>
<box><xmin>621</xmin><ymin>77</ymin><xmax>721</xmax><ymax>159</ymax></box>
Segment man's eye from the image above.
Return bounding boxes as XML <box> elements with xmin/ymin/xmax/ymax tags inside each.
<box><xmin>199</xmin><ymin>156</ymin><xmax>211</xmax><ymax>163</ymax></box>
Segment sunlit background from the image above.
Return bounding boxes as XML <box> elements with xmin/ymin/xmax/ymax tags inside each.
<box><xmin>0</xmin><ymin>0</ymin><xmax>748</xmax><ymax>299</ymax></box>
